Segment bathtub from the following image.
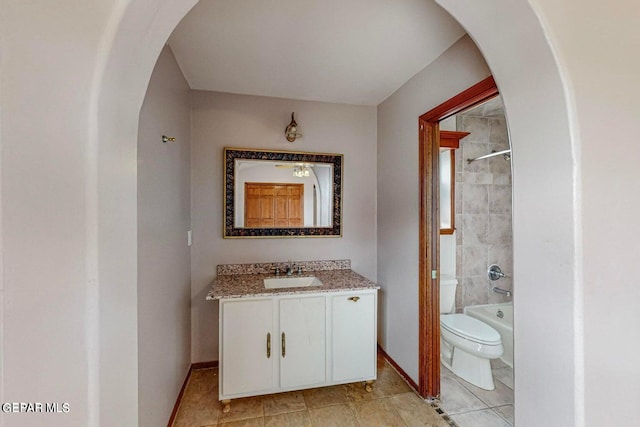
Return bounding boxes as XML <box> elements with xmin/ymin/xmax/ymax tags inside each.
<box><xmin>464</xmin><ymin>303</ymin><xmax>513</xmax><ymax>368</ymax></box>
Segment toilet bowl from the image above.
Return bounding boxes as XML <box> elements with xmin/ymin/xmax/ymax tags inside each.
<box><xmin>440</xmin><ymin>278</ymin><xmax>504</xmax><ymax>390</ymax></box>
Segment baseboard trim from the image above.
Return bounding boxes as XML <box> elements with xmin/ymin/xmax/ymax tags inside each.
<box><xmin>192</xmin><ymin>360</ymin><xmax>219</xmax><ymax>370</ymax></box>
<box><xmin>167</xmin><ymin>365</ymin><xmax>192</xmax><ymax>427</ymax></box>
<box><xmin>377</xmin><ymin>344</ymin><xmax>420</xmax><ymax>393</ymax></box>
<box><xmin>167</xmin><ymin>360</ymin><xmax>219</xmax><ymax>427</ymax></box>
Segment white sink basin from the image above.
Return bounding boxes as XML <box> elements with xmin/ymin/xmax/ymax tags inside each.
<box><xmin>264</xmin><ymin>276</ymin><xmax>323</xmax><ymax>289</ymax></box>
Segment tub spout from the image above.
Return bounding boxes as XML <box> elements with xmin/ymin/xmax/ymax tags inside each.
<box><xmin>492</xmin><ymin>286</ymin><xmax>512</xmax><ymax>297</ymax></box>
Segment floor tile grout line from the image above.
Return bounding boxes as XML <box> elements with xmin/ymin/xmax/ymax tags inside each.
<box><xmin>449</xmin><ymin>373</ymin><xmax>513</xmax><ymax>410</ymax></box>
<box><xmin>440</xmin><ymin>375</ymin><xmax>491</xmax><ymax>414</ymax></box>
<box><xmin>177</xmin><ymin>362</ymin><xmax>452</xmax><ymax>427</ymax></box>
<box><xmin>448</xmin><ymin>406</ymin><xmax>513</xmax><ymax>427</ymax></box>
<box><xmin>458</xmin><ymin>385</ymin><xmax>499</xmax><ymax>409</ymax></box>
<box><xmin>431</xmin><ymin>403</ymin><xmax>460</xmax><ymax>427</ymax></box>
<box><xmin>494</xmin><ymin>378</ymin><xmax>513</xmax><ymax>390</ymax></box>
<box><xmin>489</xmin><ymin>404</ymin><xmax>514</xmax><ymax>425</ymax></box>
<box><xmin>440</xmin><ymin>366</ymin><xmax>513</xmax><ymax>426</ymax></box>
<box><xmin>467</xmin><ymin>389</ymin><xmax>512</xmax><ymax>410</ymax></box>
<box><xmin>440</xmin><ymin>407</ymin><xmax>488</xmax><ymax>417</ymax></box>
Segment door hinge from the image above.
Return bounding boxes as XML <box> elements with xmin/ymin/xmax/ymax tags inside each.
<box><xmin>431</xmin><ymin>270</ymin><xmax>437</xmax><ymax>280</ymax></box>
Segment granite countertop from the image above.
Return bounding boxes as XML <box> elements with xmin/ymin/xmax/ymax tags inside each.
<box><xmin>207</xmin><ymin>269</ymin><xmax>379</xmax><ymax>300</ymax></box>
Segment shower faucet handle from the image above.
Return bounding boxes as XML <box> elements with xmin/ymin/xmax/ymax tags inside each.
<box><xmin>488</xmin><ymin>264</ymin><xmax>508</xmax><ymax>281</ymax></box>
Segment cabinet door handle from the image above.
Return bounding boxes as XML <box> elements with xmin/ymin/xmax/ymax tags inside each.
<box><xmin>266</xmin><ymin>332</ymin><xmax>271</xmax><ymax>358</ymax></box>
<box><xmin>281</xmin><ymin>332</ymin><xmax>286</xmax><ymax>358</ymax></box>
<box><xmin>348</xmin><ymin>296</ymin><xmax>360</xmax><ymax>302</ymax></box>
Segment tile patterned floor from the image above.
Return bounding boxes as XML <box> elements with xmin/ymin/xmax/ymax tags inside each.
<box><xmin>172</xmin><ymin>354</ymin><xmax>454</xmax><ymax>427</ymax></box>
<box><xmin>439</xmin><ymin>359</ymin><xmax>514</xmax><ymax>427</ymax></box>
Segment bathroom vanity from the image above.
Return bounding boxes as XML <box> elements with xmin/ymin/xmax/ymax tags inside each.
<box><xmin>207</xmin><ymin>260</ymin><xmax>379</xmax><ymax>413</ymax></box>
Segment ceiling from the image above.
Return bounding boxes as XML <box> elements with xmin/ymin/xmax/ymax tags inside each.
<box><xmin>168</xmin><ymin>0</ymin><xmax>465</xmax><ymax>106</ymax></box>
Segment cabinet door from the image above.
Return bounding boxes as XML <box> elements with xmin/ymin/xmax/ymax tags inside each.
<box><xmin>279</xmin><ymin>297</ymin><xmax>326</xmax><ymax>389</ymax></box>
<box><xmin>332</xmin><ymin>292</ymin><xmax>376</xmax><ymax>382</ymax></box>
<box><xmin>221</xmin><ymin>299</ymin><xmax>274</xmax><ymax>396</ymax></box>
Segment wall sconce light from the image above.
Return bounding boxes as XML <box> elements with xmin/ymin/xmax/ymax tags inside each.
<box><xmin>284</xmin><ymin>112</ymin><xmax>302</xmax><ymax>142</ymax></box>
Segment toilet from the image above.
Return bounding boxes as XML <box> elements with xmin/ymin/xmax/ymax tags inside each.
<box><xmin>440</xmin><ymin>277</ymin><xmax>503</xmax><ymax>390</ymax></box>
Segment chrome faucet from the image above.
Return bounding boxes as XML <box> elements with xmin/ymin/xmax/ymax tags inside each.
<box><xmin>271</xmin><ymin>263</ymin><xmax>281</xmax><ymax>276</ymax></box>
<box><xmin>284</xmin><ymin>260</ymin><xmax>294</xmax><ymax>276</ymax></box>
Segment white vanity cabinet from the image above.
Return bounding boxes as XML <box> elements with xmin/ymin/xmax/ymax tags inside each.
<box><xmin>331</xmin><ymin>292</ymin><xmax>377</xmax><ymax>382</ymax></box>
<box><xmin>220</xmin><ymin>299</ymin><xmax>274</xmax><ymax>396</ymax></box>
<box><xmin>218</xmin><ymin>289</ymin><xmax>377</xmax><ymax>407</ymax></box>
<box><xmin>278</xmin><ymin>297</ymin><xmax>327</xmax><ymax>389</ymax></box>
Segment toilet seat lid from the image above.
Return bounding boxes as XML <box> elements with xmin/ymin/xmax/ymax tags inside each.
<box><xmin>441</xmin><ymin>314</ymin><xmax>501</xmax><ymax>345</ymax></box>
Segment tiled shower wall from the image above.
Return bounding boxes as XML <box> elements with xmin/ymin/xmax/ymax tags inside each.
<box><xmin>454</xmin><ymin>101</ymin><xmax>513</xmax><ymax>311</ymax></box>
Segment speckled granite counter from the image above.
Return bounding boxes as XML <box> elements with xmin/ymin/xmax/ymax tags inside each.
<box><xmin>207</xmin><ymin>260</ymin><xmax>379</xmax><ymax>299</ymax></box>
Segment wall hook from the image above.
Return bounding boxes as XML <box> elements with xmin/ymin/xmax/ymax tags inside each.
<box><xmin>162</xmin><ymin>135</ymin><xmax>176</xmax><ymax>143</ymax></box>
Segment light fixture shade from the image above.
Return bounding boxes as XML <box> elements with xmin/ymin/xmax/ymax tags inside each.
<box><xmin>292</xmin><ymin>164</ymin><xmax>311</xmax><ymax>177</ymax></box>
<box><xmin>285</xmin><ymin>112</ymin><xmax>302</xmax><ymax>142</ymax></box>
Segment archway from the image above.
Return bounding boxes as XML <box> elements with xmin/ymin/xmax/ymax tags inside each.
<box><xmin>95</xmin><ymin>1</ymin><xmax>579</xmax><ymax>425</ymax></box>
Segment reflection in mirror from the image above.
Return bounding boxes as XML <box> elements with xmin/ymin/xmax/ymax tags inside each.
<box><xmin>235</xmin><ymin>160</ymin><xmax>334</xmax><ymax>228</ymax></box>
<box><xmin>224</xmin><ymin>148</ymin><xmax>343</xmax><ymax>238</ymax></box>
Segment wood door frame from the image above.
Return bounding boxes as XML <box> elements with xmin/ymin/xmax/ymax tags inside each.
<box><xmin>417</xmin><ymin>76</ymin><xmax>498</xmax><ymax>399</ymax></box>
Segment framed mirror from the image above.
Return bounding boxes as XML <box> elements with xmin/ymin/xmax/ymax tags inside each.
<box><xmin>224</xmin><ymin>147</ymin><xmax>343</xmax><ymax>238</ymax></box>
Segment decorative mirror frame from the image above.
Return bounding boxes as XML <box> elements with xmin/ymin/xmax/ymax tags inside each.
<box><xmin>224</xmin><ymin>147</ymin><xmax>343</xmax><ymax>238</ymax></box>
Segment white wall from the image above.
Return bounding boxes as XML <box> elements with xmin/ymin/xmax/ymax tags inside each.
<box><xmin>377</xmin><ymin>35</ymin><xmax>491</xmax><ymax>382</ymax></box>
<box><xmin>436</xmin><ymin>1</ymin><xmax>579</xmax><ymax>425</ymax></box>
<box><xmin>137</xmin><ymin>46</ymin><xmax>191</xmax><ymax>427</ymax></box>
<box><xmin>530</xmin><ymin>1</ymin><xmax>640</xmax><ymax>425</ymax></box>
<box><xmin>0</xmin><ymin>1</ymin><xmax>112</xmax><ymax>425</ymax></box>
<box><xmin>95</xmin><ymin>1</ymin><xmax>200</xmax><ymax>424</ymax></box>
<box><xmin>2</xmin><ymin>1</ymin><xmax>639</xmax><ymax>426</ymax></box>
<box><xmin>190</xmin><ymin>91</ymin><xmax>377</xmax><ymax>363</ymax></box>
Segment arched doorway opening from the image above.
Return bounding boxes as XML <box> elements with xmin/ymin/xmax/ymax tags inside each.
<box><xmin>94</xmin><ymin>1</ymin><xmax>579</xmax><ymax>425</ymax></box>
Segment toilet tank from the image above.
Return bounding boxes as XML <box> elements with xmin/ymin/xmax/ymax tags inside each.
<box><xmin>440</xmin><ymin>276</ymin><xmax>458</xmax><ymax>314</ymax></box>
